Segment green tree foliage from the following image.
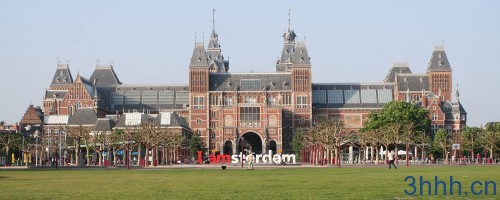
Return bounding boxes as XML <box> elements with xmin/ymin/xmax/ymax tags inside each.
<box><xmin>433</xmin><ymin>129</ymin><xmax>451</xmax><ymax>164</ymax></box>
<box><xmin>188</xmin><ymin>132</ymin><xmax>205</xmax><ymax>158</ymax></box>
<box><xmin>481</xmin><ymin>123</ymin><xmax>500</xmax><ymax>159</ymax></box>
<box><xmin>461</xmin><ymin>126</ymin><xmax>482</xmax><ymax>158</ymax></box>
<box><xmin>363</xmin><ymin>101</ymin><xmax>431</xmax><ymax>134</ymax></box>
<box><xmin>292</xmin><ymin>128</ymin><xmax>304</xmax><ymax>160</ymax></box>
<box><xmin>0</xmin><ymin>132</ymin><xmax>22</xmax><ymax>164</ymax></box>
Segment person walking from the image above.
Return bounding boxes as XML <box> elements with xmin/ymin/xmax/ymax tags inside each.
<box><xmin>247</xmin><ymin>152</ymin><xmax>254</xmax><ymax>170</ymax></box>
<box><xmin>388</xmin><ymin>150</ymin><xmax>397</xmax><ymax>169</ymax></box>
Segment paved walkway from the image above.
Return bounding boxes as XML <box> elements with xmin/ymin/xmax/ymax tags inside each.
<box><xmin>1</xmin><ymin>163</ymin><xmax>497</xmax><ymax>170</ymax></box>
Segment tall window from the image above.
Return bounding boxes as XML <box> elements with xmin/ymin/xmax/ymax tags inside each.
<box><xmin>193</xmin><ymin>97</ymin><xmax>204</xmax><ymax>110</ymax></box>
<box><xmin>282</xmin><ymin>94</ymin><xmax>292</xmax><ymax>105</ymax></box>
<box><xmin>46</xmin><ymin>128</ymin><xmax>52</xmax><ymax>136</ymax></box>
<box><xmin>210</xmin><ymin>95</ymin><xmax>219</xmax><ymax>105</ymax></box>
<box><xmin>432</xmin><ymin>113</ymin><xmax>438</xmax><ymax>121</ymax></box>
<box><xmin>68</xmin><ymin>105</ymin><xmax>73</xmax><ymax>115</ymax></box>
<box><xmin>240</xmin><ymin>107</ymin><xmax>260</xmax><ymax>122</ymax></box>
<box><xmin>268</xmin><ymin>96</ymin><xmax>277</xmax><ymax>106</ymax></box>
<box><xmin>243</xmin><ymin>96</ymin><xmax>257</xmax><ymax>104</ymax></box>
<box><xmin>296</xmin><ymin>96</ymin><xmax>307</xmax><ymax>108</ymax></box>
<box><xmin>54</xmin><ymin>129</ymin><xmax>59</xmax><ymax>136</ymax></box>
<box><xmin>224</xmin><ymin>96</ymin><xmax>233</xmax><ymax>106</ymax></box>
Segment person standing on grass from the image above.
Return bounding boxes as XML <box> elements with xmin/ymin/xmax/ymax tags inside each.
<box><xmin>247</xmin><ymin>152</ymin><xmax>254</xmax><ymax>170</ymax></box>
<box><xmin>388</xmin><ymin>150</ymin><xmax>397</xmax><ymax>169</ymax></box>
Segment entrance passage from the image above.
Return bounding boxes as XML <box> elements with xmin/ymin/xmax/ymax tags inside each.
<box><xmin>240</xmin><ymin>132</ymin><xmax>263</xmax><ymax>154</ymax></box>
<box><xmin>269</xmin><ymin>141</ymin><xmax>277</xmax><ymax>154</ymax></box>
<box><xmin>223</xmin><ymin>141</ymin><xmax>232</xmax><ymax>155</ymax></box>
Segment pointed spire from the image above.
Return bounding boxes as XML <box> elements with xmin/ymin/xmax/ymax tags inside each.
<box><xmin>288</xmin><ymin>9</ymin><xmax>291</xmax><ymax>32</ymax></box>
<box><xmin>212</xmin><ymin>8</ymin><xmax>216</xmax><ymax>34</ymax></box>
<box><xmin>456</xmin><ymin>84</ymin><xmax>460</xmax><ymax>102</ymax></box>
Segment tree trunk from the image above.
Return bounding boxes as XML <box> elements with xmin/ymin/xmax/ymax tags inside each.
<box><xmin>98</xmin><ymin>148</ymin><xmax>102</xmax><ymax>167</ymax></box>
<box><xmin>145</xmin><ymin>144</ymin><xmax>149</xmax><ymax>167</ymax></box>
<box><xmin>85</xmin><ymin>143</ymin><xmax>90</xmax><ymax>167</ymax></box>
<box><xmin>490</xmin><ymin>146</ymin><xmax>494</xmax><ymax>159</ymax></box>
<box><xmin>444</xmin><ymin>148</ymin><xmax>449</xmax><ymax>164</ymax></box>
<box><xmin>375</xmin><ymin>146</ymin><xmax>379</xmax><ymax>164</ymax></box>
<box><xmin>137</xmin><ymin>144</ymin><xmax>142</xmax><ymax>166</ymax></box>
<box><xmin>113</xmin><ymin>151</ymin><xmax>117</xmax><ymax>166</ymax></box>
<box><xmin>75</xmin><ymin>140</ymin><xmax>79</xmax><ymax>166</ymax></box>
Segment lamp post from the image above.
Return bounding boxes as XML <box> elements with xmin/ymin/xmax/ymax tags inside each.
<box><xmin>240</xmin><ymin>137</ymin><xmax>245</xmax><ymax>168</ymax></box>
<box><xmin>34</xmin><ymin>130</ymin><xmax>39</xmax><ymax>167</ymax></box>
<box><xmin>54</xmin><ymin>138</ymin><xmax>59</xmax><ymax>169</ymax></box>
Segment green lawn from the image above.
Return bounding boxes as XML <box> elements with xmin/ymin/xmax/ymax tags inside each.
<box><xmin>0</xmin><ymin>166</ymin><xmax>498</xmax><ymax>199</ymax></box>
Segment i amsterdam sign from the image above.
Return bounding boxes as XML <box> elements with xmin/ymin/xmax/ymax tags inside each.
<box><xmin>197</xmin><ymin>150</ymin><xmax>297</xmax><ymax>164</ymax></box>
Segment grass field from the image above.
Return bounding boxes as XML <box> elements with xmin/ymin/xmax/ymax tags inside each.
<box><xmin>0</xmin><ymin>165</ymin><xmax>498</xmax><ymax>199</ymax></box>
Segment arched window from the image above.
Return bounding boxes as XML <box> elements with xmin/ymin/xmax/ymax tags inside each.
<box><xmin>75</xmin><ymin>102</ymin><xmax>81</xmax><ymax>111</ymax></box>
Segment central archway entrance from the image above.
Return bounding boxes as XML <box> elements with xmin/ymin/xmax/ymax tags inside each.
<box><xmin>240</xmin><ymin>132</ymin><xmax>263</xmax><ymax>154</ymax></box>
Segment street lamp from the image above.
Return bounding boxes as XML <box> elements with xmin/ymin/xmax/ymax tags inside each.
<box><xmin>239</xmin><ymin>137</ymin><xmax>245</xmax><ymax>168</ymax></box>
<box><xmin>34</xmin><ymin>130</ymin><xmax>39</xmax><ymax>167</ymax></box>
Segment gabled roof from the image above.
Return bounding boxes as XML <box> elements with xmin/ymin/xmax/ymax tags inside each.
<box><xmin>50</xmin><ymin>64</ymin><xmax>74</xmax><ymax>87</ymax></box>
<box><xmin>189</xmin><ymin>43</ymin><xmax>209</xmax><ymax>68</ymax></box>
<box><xmin>396</xmin><ymin>74</ymin><xmax>430</xmax><ymax>92</ymax></box>
<box><xmin>427</xmin><ymin>47</ymin><xmax>452</xmax><ymax>72</ymax></box>
<box><xmin>20</xmin><ymin>105</ymin><xmax>44</xmax><ymax>124</ymax></box>
<box><xmin>89</xmin><ymin>64</ymin><xmax>122</xmax><ymax>87</ymax></box>
<box><xmin>384</xmin><ymin>62</ymin><xmax>412</xmax><ymax>83</ymax></box>
<box><xmin>68</xmin><ymin>108</ymin><xmax>98</xmax><ymax>125</ymax></box>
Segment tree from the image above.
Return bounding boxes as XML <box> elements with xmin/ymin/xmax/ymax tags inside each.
<box><xmin>480</xmin><ymin>123</ymin><xmax>500</xmax><ymax>159</ymax></box>
<box><xmin>292</xmin><ymin>128</ymin><xmax>304</xmax><ymax>161</ymax></box>
<box><xmin>108</xmin><ymin>129</ymin><xmax>125</xmax><ymax>165</ymax></box>
<box><xmin>0</xmin><ymin>132</ymin><xmax>22</xmax><ymax>165</ymax></box>
<box><xmin>433</xmin><ymin>129</ymin><xmax>451</xmax><ymax>164</ymax></box>
<box><xmin>188</xmin><ymin>132</ymin><xmax>205</xmax><ymax>163</ymax></box>
<box><xmin>414</xmin><ymin>130</ymin><xmax>432</xmax><ymax>161</ymax></box>
<box><xmin>461</xmin><ymin>126</ymin><xmax>482</xmax><ymax>159</ymax></box>
<box><xmin>305</xmin><ymin>119</ymin><xmax>346</xmax><ymax>165</ymax></box>
<box><xmin>66</xmin><ymin>124</ymin><xmax>92</xmax><ymax>166</ymax></box>
<box><xmin>363</xmin><ymin>101</ymin><xmax>431</xmax><ymax>163</ymax></box>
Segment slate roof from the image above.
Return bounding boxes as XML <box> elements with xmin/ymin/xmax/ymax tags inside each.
<box><xmin>94</xmin><ymin>118</ymin><xmax>115</xmax><ymax>131</ymax></box>
<box><xmin>427</xmin><ymin>48</ymin><xmax>452</xmax><ymax>72</ymax></box>
<box><xmin>114</xmin><ymin>113</ymin><xmax>154</xmax><ymax>129</ymax></box>
<box><xmin>89</xmin><ymin>64</ymin><xmax>122</xmax><ymax>87</ymax></box>
<box><xmin>152</xmin><ymin>112</ymin><xmax>189</xmax><ymax>128</ymax></box>
<box><xmin>292</xmin><ymin>42</ymin><xmax>311</xmax><ymax>66</ymax></box>
<box><xmin>209</xmin><ymin>73</ymin><xmax>292</xmax><ymax>91</ymax></box>
<box><xmin>189</xmin><ymin>43</ymin><xmax>209</xmax><ymax>68</ymax></box>
<box><xmin>68</xmin><ymin>108</ymin><xmax>98</xmax><ymax>125</ymax></box>
<box><xmin>384</xmin><ymin>62</ymin><xmax>412</xmax><ymax>83</ymax></box>
<box><xmin>50</xmin><ymin>64</ymin><xmax>74</xmax><ymax>87</ymax></box>
<box><xmin>396</xmin><ymin>74</ymin><xmax>430</xmax><ymax>92</ymax></box>
<box><xmin>45</xmin><ymin>90</ymin><xmax>68</xmax><ymax>100</ymax></box>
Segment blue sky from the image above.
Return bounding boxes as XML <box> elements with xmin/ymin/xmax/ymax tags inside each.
<box><xmin>1</xmin><ymin>1</ymin><xmax>499</xmax><ymax>126</ymax></box>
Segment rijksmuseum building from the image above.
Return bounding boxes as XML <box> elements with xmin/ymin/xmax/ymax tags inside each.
<box><xmin>19</xmin><ymin>15</ymin><xmax>466</xmax><ymax>156</ymax></box>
